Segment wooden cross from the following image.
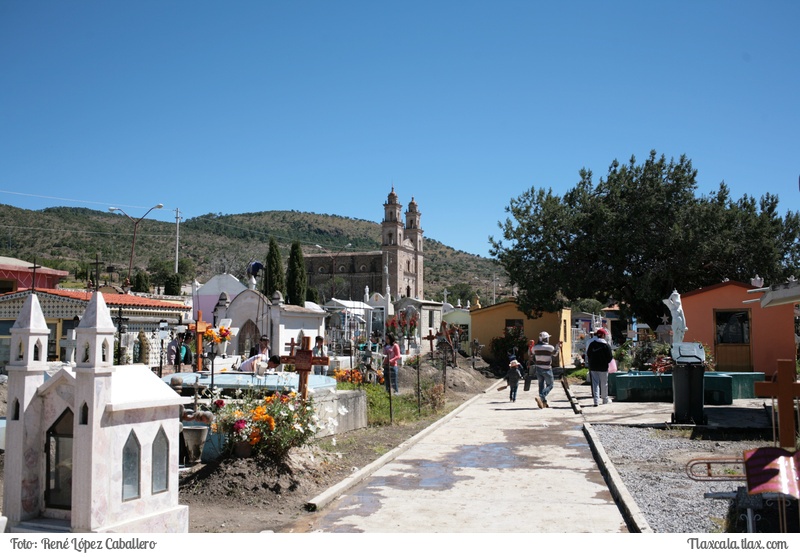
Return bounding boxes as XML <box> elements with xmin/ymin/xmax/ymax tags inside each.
<box><xmin>281</xmin><ymin>334</ymin><xmax>329</xmax><ymax>400</ymax></box>
<box><xmin>755</xmin><ymin>359</ymin><xmax>800</xmax><ymax>449</ymax></box>
<box><xmin>28</xmin><ymin>257</ymin><xmax>42</xmax><ymax>292</ymax></box>
<box><xmin>92</xmin><ymin>253</ymin><xmax>104</xmax><ymax>292</ymax></box>
<box><xmin>423</xmin><ymin>329</ymin><xmax>437</xmax><ymax>358</ymax></box>
<box><xmin>188</xmin><ymin>311</ymin><xmax>212</xmax><ymax>372</ymax></box>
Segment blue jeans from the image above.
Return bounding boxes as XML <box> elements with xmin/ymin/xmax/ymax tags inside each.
<box><xmin>535</xmin><ymin>366</ymin><xmax>554</xmax><ymax>401</ymax></box>
<box><xmin>508</xmin><ymin>382</ymin><xmax>519</xmax><ymax>401</ymax></box>
<box><xmin>385</xmin><ymin>365</ymin><xmax>398</xmax><ymax>393</ymax></box>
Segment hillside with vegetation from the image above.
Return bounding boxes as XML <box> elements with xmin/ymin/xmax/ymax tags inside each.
<box><xmin>0</xmin><ymin>204</ymin><xmax>507</xmax><ymax>303</ymax></box>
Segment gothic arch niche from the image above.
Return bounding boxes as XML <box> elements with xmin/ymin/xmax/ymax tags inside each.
<box><xmin>81</xmin><ymin>342</ymin><xmax>91</xmax><ymax>363</ymax></box>
<box><xmin>122</xmin><ymin>431</ymin><xmax>141</xmax><ymax>501</ymax></box>
<box><xmin>34</xmin><ymin>339</ymin><xmax>42</xmax><ymax>361</ymax></box>
<box><xmin>152</xmin><ymin>427</ymin><xmax>169</xmax><ymax>494</ymax></box>
<box><xmin>80</xmin><ymin>402</ymin><xmax>89</xmax><ymax>425</ymax></box>
<box><xmin>238</xmin><ymin>319</ymin><xmax>260</xmax><ymax>356</ymax></box>
<box><xmin>102</xmin><ymin>339</ymin><xmax>110</xmax><ymax>363</ymax></box>
<box><xmin>45</xmin><ymin>408</ymin><xmax>74</xmax><ymax>510</ymax></box>
<box><xmin>16</xmin><ymin>340</ymin><xmax>23</xmax><ymax>361</ymax></box>
<box><xmin>12</xmin><ymin>398</ymin><xmax>20</xmax><ymax>420</ymax></box>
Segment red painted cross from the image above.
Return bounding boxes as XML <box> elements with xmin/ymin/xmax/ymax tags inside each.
<box><xmin>754</xmin><ymin>359</ymin><xmax>800</xmax><ymax>449</ymax></box>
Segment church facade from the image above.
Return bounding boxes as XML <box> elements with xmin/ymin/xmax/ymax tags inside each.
<box><xmin>305</xmin><ymin>187</ymin><xmax>424</xmax><ymax>302</ymax></box>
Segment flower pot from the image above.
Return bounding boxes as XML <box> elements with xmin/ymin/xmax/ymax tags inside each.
<box><xmin>233</xmin><ymin>440</ymin><xmax>252</xmax><ymax>458</ymax></box>
<box><xmin>219</xmin><ymin>340</ymin><xmax>229</xmax><ymax>356</ymax></box>
<box><xmin>182</xmin><ymin>425</ymin><xmax>208</xmax><ymax>465</ymax></box>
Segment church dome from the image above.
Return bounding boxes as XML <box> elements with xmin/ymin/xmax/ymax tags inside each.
<box><xmin>408</xmin><ymin>197</ymin><xmax>418</xmax><ymax>211</ymax></box>
<box><xmin>387</xmin><ymin>187</ymin><xmax>398</xmax><ymax>204</ymax></box>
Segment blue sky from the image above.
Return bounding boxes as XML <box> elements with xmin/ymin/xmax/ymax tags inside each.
<box><xmin>1</xmin><ymin>1</ymin><xmax>798</xmax><ymax>258</ymax></box>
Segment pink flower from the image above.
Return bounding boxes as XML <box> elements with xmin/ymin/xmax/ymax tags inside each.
<box><xmin>233</xmin><ymin>419</ymin><xmax>247</xmax><ymax>432</ymax></box>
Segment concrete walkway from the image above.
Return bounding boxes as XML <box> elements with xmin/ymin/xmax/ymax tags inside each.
<box><xmin>285</xmin><ymin>375</ymin><xmax>772</xmax><ymax>533</ymax></box>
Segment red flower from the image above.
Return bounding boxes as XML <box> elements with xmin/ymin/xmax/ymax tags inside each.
<box><xmin>214</xmin><ymin>399</ymin><xmax>225</xmax><ymax>408</ymax></box>
<box><xmin>233</xmin><ymin>419</ymin><xmax>247</xmax><ymax>432</ymax></box>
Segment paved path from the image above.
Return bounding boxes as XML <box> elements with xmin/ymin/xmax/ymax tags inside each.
<box><xmin>285</xmin><ymin>375</ymin><xmax>772</xmax><ymax>533</ymax></box>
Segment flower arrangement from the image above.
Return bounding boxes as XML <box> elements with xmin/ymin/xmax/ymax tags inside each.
<box><xmin>334</xmin><ymin>367</ymin><xmax>384</xmax><ymax>385</ymax></box>
<box><xmin>204</xmin><ymin>326</ymin><xmax>232</xmax><ymax>345</ymax></box>
<box><xmin>386</xmin><ymin>312</ymin><xmax>418</xmax><ymax>339</ymax></box>
<box><xmin>208</xmin><ymin>387</ymin><xmax>323</xmax><ymax>461</ymax></box>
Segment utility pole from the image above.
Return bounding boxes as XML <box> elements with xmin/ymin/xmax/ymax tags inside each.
<box><xmin>174</xmin><ymin>208</ymin><xmax>182</xmax><ymax>274</ymax></box>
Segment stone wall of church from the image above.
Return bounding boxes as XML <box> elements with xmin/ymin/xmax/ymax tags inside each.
<box><xmin>306</xmin><ymin>252</ymin><xmax>384</xmax><ymax>302</ymax></box>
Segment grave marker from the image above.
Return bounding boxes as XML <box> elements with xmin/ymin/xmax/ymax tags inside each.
<box><xmin>754</xmin><ymin>359</ymin><xmax>800</xmax><ymax>449</ymax></box>
<box><xmin>281</xmin><ymin>333</ymin><xmax>329</xmax><ymax>400</ymax></box>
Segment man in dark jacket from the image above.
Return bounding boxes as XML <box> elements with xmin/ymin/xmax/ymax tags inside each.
<box><xmin>586</xmin><ymin>328</ymin><xmax>613</xmax><ymax>406</ymax></box>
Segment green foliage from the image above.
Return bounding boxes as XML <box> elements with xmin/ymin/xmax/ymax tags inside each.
<box><xmin>132</xmin><ymin>270</ymin><xmax>150</xmax><ymax>293</ymax></box>
<box><xmin>571</xmin><ymin>298</ymin><xmax>605</xmax><ymax>315</ymax></box>
<box><xmin>631</xmin><ymin>337</ymin><xmax>672</xmax><ymax>370</ymax></box>
<box><xmin>490</xmin><ymin>151</ymin><xmax>800</xmax><ymax>329</ymax></box>
<box><xmin>337</xmin><ymin>382</ymin><xmax>445</xmax><ymax>425</ymax></box>
<box><xmin>264</xmin><ymin>238</ymin><xmax>285</xmax><ymax>298</ymax></box>
<box><xmin>164</xmin><ymin>273</ymin><xmax>181</xmax><ymax>296</ymax></box>
<box><xmin>488</xmin><ymin>326</ymin><xmax>528</xmax><ymax>369</ymax></box>
<box><xmin>613</xmin><ymin>340</ymin><xmax>634</xmax><ymax>371</ymax></box>
<box><xmin>286</xmin><ymin>241</ymin><xmax>307</xmax><ymax>305</ymax></box>
<box><xmin>567</xmin><ymin>368</ymin><xmax>588</xmax><ymax>381</ymax></box>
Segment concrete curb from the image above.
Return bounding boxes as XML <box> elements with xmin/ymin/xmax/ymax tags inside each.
<box><xmin>305</xmin><ymin>382</ymin><xmax>499</xmax><ymax>511</ymax></box>
<box><xmin>562</xmin><ymin>378</ymin><xmax>652</xmax><ymax>532</ymax></box>
<box><xmin>583</xmin><ymin>422</ymin><xmax>654</xmax><ymax>533</ymax></box>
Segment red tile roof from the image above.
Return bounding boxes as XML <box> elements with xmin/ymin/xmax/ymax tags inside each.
<box><xmin>9</xmin><ymin>288</ymin><xmax>191</xmax><ymax>310</ymax></box>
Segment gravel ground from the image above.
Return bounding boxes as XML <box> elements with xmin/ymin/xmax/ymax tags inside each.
<box><xmin>593</xmin><ymin>424</ymin><xmax>798</xmax><ymax>533</ymax></box>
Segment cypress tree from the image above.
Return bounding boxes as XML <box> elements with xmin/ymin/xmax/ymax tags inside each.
<box><xmin>264</xmin><ymin>238</ymin><xmax>285</xmax><ymax>299</ymax></box>
<box><xmin>286</xmin><ymin>241</ymin><xmax>307</xmax><ymax>305</ymax></box>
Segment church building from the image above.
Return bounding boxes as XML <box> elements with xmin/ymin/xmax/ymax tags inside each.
<box><xmin>304</xmin><ymin>187</ymin><xmax>424</xmax><ymax>303</ymax></box>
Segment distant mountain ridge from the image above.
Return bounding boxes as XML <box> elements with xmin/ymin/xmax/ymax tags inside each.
<box><xmin>0</xmin><ymin>204</ymin><xmax>503</xmax><ymax>301</ymax></box>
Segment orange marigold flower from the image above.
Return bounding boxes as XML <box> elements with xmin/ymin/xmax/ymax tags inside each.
<box><xmin>252</xmin><ymin>406</ymin><xmax>269</xmax><ymax>422</ymax></box>
<box><xmin>264</xmin><ymin>415</ymin><xmax>276</xmax><ymax>431</ymax></box>
<box><xmin>248</xmin><ymin>428</ymin><xmax>262</xmax><ymax>445</ymax></box>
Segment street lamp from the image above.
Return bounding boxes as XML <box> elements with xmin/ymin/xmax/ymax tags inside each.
<box><xmin>315</xmin><ymin>243</ymin><xmax>351</xmax><ymax>300</ymax></box>
<box><xmin>109</xmin><ymin>203</ymin><xmax>164</xmax><ymax>285</ymax></box>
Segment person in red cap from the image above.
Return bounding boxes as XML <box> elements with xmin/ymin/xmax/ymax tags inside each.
<box><xmin>586</xmin><ymin>328</ymin><xmax>614</xmax><ymax>406</ymax></box>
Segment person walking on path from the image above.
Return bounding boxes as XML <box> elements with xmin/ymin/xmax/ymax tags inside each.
<box><xmin>586</xmin><ymin>328</ymin><xmax>614</xmax><ymax>406</ymax></box>
<box><xmin>530</xmin><ymin>331</ymin><xmax>559</xmax><ymax>408</ymax></box>
<box><xmin>505</xmin><ymin>359</ymin><xmax>523</xmax><ymax>402</ymax></box>
<box><xmin>383</xmin><ymin>333</ymin><xmax>401</xmax><ymax>394</ymax></box>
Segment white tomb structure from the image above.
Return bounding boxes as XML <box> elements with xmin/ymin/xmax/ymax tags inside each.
<box><xmin>2</xmin><ymin>292</ymin><xmax>189</xmax><ymax>533</ymax></box>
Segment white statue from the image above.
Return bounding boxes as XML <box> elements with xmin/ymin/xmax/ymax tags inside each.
<box><xmin>663</xmin><ymin>289</ymin><xmax>687</xmax><ymax>344</ymax></box>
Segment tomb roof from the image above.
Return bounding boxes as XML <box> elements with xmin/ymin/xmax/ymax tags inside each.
<box><xmin>6</xmin><ymin>288</ymin><xmax>190</xmax><ymax>310</ymax></box>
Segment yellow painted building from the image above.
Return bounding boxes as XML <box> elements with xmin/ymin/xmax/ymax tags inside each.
<box><xmin>470</xmin><ymin>299</ymin><xmax>572</xmax><ymax>365</ymax></box>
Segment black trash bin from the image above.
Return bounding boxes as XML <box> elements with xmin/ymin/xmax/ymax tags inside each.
<box><xmin>671</xmin><ymin>363</ymin><xmax>706</xmax><ymax>424</ymax></box>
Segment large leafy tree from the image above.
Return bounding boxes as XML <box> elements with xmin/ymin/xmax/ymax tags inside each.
<box><xmin>264</xmin><ymin>238</ymin><xmax>285</xmax><ymax>299</ymax></box>
<box><xmin>490</xmin><ymin>151</ymin><xmax>800</xmax><ymax>329</ymax></box>
<box><xmin>286</xmin><ymin>241</ymin><xmax>307</xmax><ymax>305</ymax></box>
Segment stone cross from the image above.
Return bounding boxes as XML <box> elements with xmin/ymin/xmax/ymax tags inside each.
<box><xmin>281</xmin><ymin>334</ymin><xmax>329</xmax><ymax>400</ymax></box>
<box><xmin>754</xmin><ymin>359</ymin><xmax>800</xmax><ymax>449</ymax></box>
<box><xmin>188</xmin><ymin>310</ymin><xmax>212</xmax><ymax>372</ymax></box>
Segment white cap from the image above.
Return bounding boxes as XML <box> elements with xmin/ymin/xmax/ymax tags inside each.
<box><xmin>539</xmin><ymin>331</ymin><xmax>550</xmax><ymax>341</ymax></box>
